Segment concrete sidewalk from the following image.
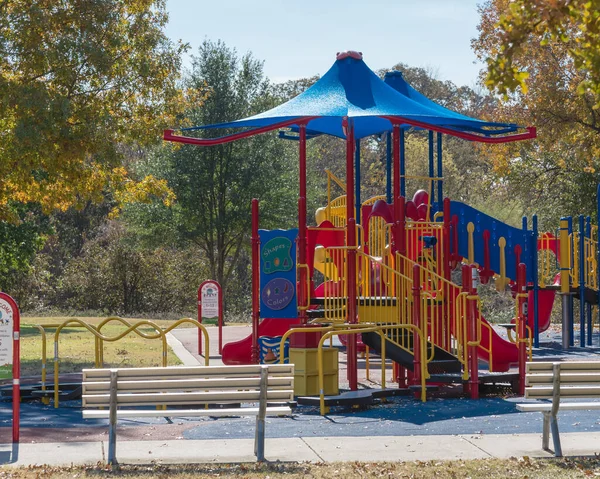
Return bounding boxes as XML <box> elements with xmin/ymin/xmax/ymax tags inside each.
<box><xmin>2</xmin><ymin>432</ymin><xmax>600</xmax><ymax>466</ymax></box>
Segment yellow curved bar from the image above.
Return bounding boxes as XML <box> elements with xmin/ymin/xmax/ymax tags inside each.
<box><xmin>53</xmin><ymin>317</ymin><xmax>209</xmax><ymax>407</ymax></box>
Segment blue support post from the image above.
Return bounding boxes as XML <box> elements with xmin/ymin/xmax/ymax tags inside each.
<box><xmin>597</xmin><ymin>184</ymin><xmax>600</xmax><ymax>345</ymax></box>
<box><xmin>579</xmin><ymin>215</ymin><xmax>585</xmax><ymax>347</ymax></box>
<box><xmin>437</xmin><ymin>132</ymin><xmax>443</xmax><ymax>213</ymax></box>
<box><xmin>400</xmin><ymin>128</ymin><xmax>406</xmax><ymax>197</ymax></box>
<box><xmin>586</xmin><ymin>216</ymin><xmax>592</xmax><ymax>345</ymax></box>
<box><xmin>532</xmin><ymin>215</ymin><xmax>539</xmax><ymax>348</ymax></box>
<box><xmin>355</xmin><ymin>139</ymin><xmax>361</xmax><ymax>226</ymax></box>
<box><xmin>428</xmin><ymin>130</ymin><xmax>435</xmax><ymax>206</ymax></box>
<box><xmin>386</xmin><ymin>133</ymin><xmax>392</xmax><ymax>204</ymax></box>
<box><xmin>568</xmin><ymin>216</ymin><xmax>574</xmax><ymax>346</ymax></box>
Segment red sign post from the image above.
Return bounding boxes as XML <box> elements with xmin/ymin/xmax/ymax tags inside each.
<box><xmin>197</xmin><ymin>280</ymin><xmax>223</xmax><ymax>355</ymax></box>
<box><xmin>0</xmin><ymin>292</ymin><xmax>20</xmax><ymax>443</ymax></box>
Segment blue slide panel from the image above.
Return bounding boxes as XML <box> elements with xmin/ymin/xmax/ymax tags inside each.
<box><xmin>448</xmin><ymin>201</ymin><xmax>534</xmax><ymax>283</ymax></box>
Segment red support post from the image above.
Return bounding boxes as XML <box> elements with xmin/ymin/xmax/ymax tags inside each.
<box><xmin>197</xmin><ymin>287</ymin><xmax>203</xmax><ymax>355</ymax></box>
<box><xmin>411</xmin><ymin>264</ymin><xmax>422</xmax><ymax>395</ymax></box>
<box><xmin>443</xmin><ymin>198</ymin><xmax>451</xmax><ymax>281</ymax></box>
<box><xmin>298</xmin><ymin>125</ymin><xmax>308</xmax><ymax>324</ymax></box>
<box><xmin>251</xmin><ymin>199</ymin><xmax>260</xmax><ymax>364</ymax></box>
<box><xmin>393</xmin><ymin>124</ymin><xmax>400</xmax><ymax>202</ymax></box>
<box><xmin>344</xmin><ymin>117</ymin><xmax>358</xmax><ymax>390</ymax></box>
<box><xmin>517</xmin><ymin>262</ymin><xmax>528</xmax><ymax>395</ymax></box>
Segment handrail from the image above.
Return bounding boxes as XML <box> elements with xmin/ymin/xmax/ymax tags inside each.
<box><xmin>52</xmin><ymin>318</ymin><xmax>209</xmax><ymax>407</ymax></box>
<box><xmin>296</xmin><ymin>263</ymin><xmax>311</xmax><ymax>311</ymax></box>
<box><xmin>316</xmin><ymin>323</ymin><xmax>428</xmax><ymax>415</ymax></box>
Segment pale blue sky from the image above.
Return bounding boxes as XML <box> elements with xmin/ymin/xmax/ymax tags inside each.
<box><xmin>165</xmin><ymin>0</ymin><xmax>486</xmax><ymax>88</ymax></box>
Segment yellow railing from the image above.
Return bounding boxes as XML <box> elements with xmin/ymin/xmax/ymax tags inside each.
<box><xmin>325</xmin><ymin>195</ymin><xmax>347</xmax><ymax>228</ymax></box>
<box><xmin>367</xmin><ymin>214</ymin><xmax>391</xmax><ymax>260</ymax></box>
<box><xmin>538</xmin><ymin>232</ymin><xmax>559</xmax><ymax>288</ymax></box>
<box><xmin>570</xmin><ymin>230</ymin><xmax>598</xmax><ymax>290</ymax></box>
<box><xmin>52</xmin><ymin>317</ymin><xmax>209</xmax><ymax>407</ymax></box>
<box><xmin>404</xmin><ymin>221</ymin><xmax>445</xmax><ymax>277</ymax></box>
<box><xmin>396</xmin><ymin>253</ymin><xmax>468</xmax><ymax>369</ymax></box>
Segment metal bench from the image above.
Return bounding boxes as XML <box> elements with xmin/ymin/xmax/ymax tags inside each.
<box><xmin>82</xmin><ymin>364</ymin><xmax>295</xmax><ymax>464</ymax></box>
<box><xmin>516</xmin><ymin>361</ymin><xmax>600</xmax><ymax>456</ymax></box>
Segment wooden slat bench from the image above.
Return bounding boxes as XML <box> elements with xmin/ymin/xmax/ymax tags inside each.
<box><xmin>516</xmin><ymin>361</ymin><xmax>600</xmax><ymax>456</ymax></box>
<box><xmin>82</xmin><ymin>364</ymin><xmax>295</xmax><ymax>464</ymax></box>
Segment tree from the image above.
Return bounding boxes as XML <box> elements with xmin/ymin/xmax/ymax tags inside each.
<box><xmin>140</xmin><ymin>40</ymin><xmax>298</xmax><ymax>312</ymax></box>
<box><xmin>0</xmin><ymin>0</ymin><xmax>186</xmax><ymax>221</ymax></box>
<box><xmin>479</xmin><ymin>0</ymin><xmax>600</xmax><ymax>108</ymax></box>
<box><xmin>473</xmin><ymin>0</ymin><xmax>600</xmax><ymax>226</ymax></box>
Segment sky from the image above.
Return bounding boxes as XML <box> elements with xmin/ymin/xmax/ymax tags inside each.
<box><xmin>164</xmin><ymin>0</ymin><xmax>486</xmax><ymax>88</ymax></box>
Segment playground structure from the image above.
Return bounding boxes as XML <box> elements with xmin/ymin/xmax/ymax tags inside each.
<box><xmin>164</xmin><ymin>51</ymin><xmax>599</xmax><ymax>406</ymax></box>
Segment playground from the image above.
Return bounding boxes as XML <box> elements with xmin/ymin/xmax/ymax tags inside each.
<box><xmin>2</xmin><ymin>51</ymin><xmax>600</xmax><ymax>466</ymax></box>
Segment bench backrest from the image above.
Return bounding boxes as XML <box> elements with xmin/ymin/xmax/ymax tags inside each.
<box><xmin>525</xmin><ymin>361</ymin><xmax>600</xmax><ymax>400</ymax></box>
<box><xmin>82</xmin><ymin>364</ymin><xmax>295</xmax><ymax>408</ymax></box>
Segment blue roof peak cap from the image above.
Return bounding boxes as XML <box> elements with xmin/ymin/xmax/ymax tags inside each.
<box><xmin>336</xmin><ymin>51</ymin><xmax>363</xmax><ymax>61</ymax></box>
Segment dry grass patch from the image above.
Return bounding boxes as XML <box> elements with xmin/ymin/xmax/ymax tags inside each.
<box><xmin>2</xmin><ymin>457</ymin><xmax>600</xmax><ymax>478</ymax></box>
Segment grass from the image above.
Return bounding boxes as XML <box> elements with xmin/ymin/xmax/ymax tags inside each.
<box><xmin>2</xmin><ymin>457</ymin><xmax>600</xmax><ymax>478</ymax></box>
<box><xmin>18</xmin><ymin>316</ymin><xmax>202</xmax><ymax>378</ymax></box>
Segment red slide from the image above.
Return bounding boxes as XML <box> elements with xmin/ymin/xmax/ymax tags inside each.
<box><xmin>221</xmin><ymin>317</ymin><xmax>300</xmax><ymax>365</ymax></box>
<box><xmin>472</xmin><ymin>284</ymin><xmax>556</xmax><ymax>372</ymax></box>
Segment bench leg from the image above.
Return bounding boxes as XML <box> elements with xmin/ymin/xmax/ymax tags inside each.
<box><xmin>108</xmin><ymin>370</ymin><xmax>118</xmax><ymax>466</ymax></box>
<box><xmin>254</xmin><ymin>365</ymin><xmax>267</xmax><ymax>462</ymax></box>
<box><xmin>255</xmin><ymin>415</ymin><xmax>265</xmax><ymax>462</ymax></box>
<box><xmin>542</xmin><ymin>412</ymin><xmax>550</xmax><ymax>451</ymax></box>
<box><xmin>550</xmin><ymin>415</ymin><xmax>562</xmax><ymax>457</ymax></box>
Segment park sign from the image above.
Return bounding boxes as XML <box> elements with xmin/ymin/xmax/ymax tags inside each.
<box><xmin>197</xmin><ymin>280</ymin><xmax>223</xmax><ymax>355</ymax></box>
<box><xmin>0</xmin><ymin>292</ymin><xmax>20</xmax><ymax>443</ymax></box>
<box><xmin>259</xmin><ymin>229</ymin><xmax>298</xmax><ymax>319</ymax></box>
<box><xmin>0</xmin><ymin>297</ymin><xmax>14</xmax><ymax>380</ymax></box>
<box><xmin>200</xmin><ymin>281</ymin><xmax>221</xmax><ymax>322</ymax></box>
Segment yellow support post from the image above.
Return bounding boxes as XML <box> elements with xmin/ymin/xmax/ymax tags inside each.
<box><xmin>467</xmin><ymin>222</ymin><xmax>475</xmax><ymax>265</ymax></box>
<box><xmin>497</xmin><ymin>237</ymin><xmax>507</xmax><ymax>291</ymax></box>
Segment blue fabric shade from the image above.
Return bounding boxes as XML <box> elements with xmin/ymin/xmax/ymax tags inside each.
<box><xmin>182</xmin><ymin>54</ymin><xmax>522</xmax><ymax>141</ymax></box>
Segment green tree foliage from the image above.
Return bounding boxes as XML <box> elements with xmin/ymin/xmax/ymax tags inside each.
<box><xmin>0</xmin><ymin>204</ymin><xmax>49</xmax><ymax>296</ymax></box>
<box><xmin>135</xmin><ymin>40</ymin><xmax>298</xmax><ymax>313</ymax></box>
<box><xmin>0</xmin><ymin>0</ymin><xmax>185</xmax><ymax>221</ymax></box>
<box><xmin>479</xmin><ymin>0</ymin><xmax>600</xmax><ymax>108</ymax></box>
<box><xmin>473</xmin><ymin>0</ymin><xmax>600</xmax><ymax>227</ymax></box>
<box><xmin>59</xmin><ymin>221</ymin><xmax>207</xmax><ymax>315</ymax></box>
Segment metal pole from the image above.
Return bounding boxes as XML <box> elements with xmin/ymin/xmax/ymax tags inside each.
<box><xmin>586</xmin><ymin>216</ymin><xmax>592</xmax><ymax>346</ymax></box>
<box><xmin>517</xmin><ymin>263</ymin><xmax>527</xmax><ymax>395</ymax></box>
<box><xmin>251</xmin><ymin>199</ymin><xmax>260</xmax><ymax>363</ymax></box>
<box><xmin>393</xmin><ymin>125</ymin><xmax>400</xmax><ymax>202</ymax></box>
<box><xmin>428</xmin><ymin>130</ymin><xmax>434</xmax><ymax>206</ymax></box>
<box><xmin>400</xmin><ymin>128</ymin><xmax>406</xmax><ymax>198</ymax></box>
<box><xmin>568</xmin><ymin>216</ymin><xmax>574</xmax><ymax>346</ymax></box>
<box><xmin>386</xmin><ymin>132</ymin><xmax>392</xmax><ymax>203</ymax></box>
<box><xmin>344</xmin><ymin>118</ymin><xmax>358</xmax><ymax>390</ymax></box>
<box><xmin>532</xmin><ymin>214</ymin><xmax>539</xmax><ymax>348</ymax></box>
<box><xmin>355</xmin><ymin>138</ymin><xmax>361</xmax><ymax>225</ymax></box>
<box><xmin>298</xmin><ymin>125</ymin><xmax>308</xmax><ymax>324</ymax></box>
<box><xmin>559</xmin><ymin>218</ymin><xmax>571</xmax><ymax>349</ymax></box>
<box><xmin>579</xmin><ymin>215</ymin><xmax>585</xmax><ymax>347</ymax></box>
<box><xmin>437</xmin><ymin>132</ymin><xmax>443</xmax><ymax>213</ymax></box>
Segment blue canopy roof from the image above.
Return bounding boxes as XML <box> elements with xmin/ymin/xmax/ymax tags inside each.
<box><xmin>175</xmin><ymin>52</ymin><xmax>530</xmax><ymax>142</ymax></box>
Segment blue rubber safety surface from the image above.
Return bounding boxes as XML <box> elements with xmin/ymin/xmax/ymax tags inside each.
<box><xmin>3</xmin><ymin>395</ymin><xmax>600</xmax><ymax>441</ymax></box>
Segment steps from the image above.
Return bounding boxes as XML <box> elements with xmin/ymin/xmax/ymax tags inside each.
<box><xmin>361</xmin><ymin>330</ymin><xmax>461</xmax><ymax>374</ymax></box>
